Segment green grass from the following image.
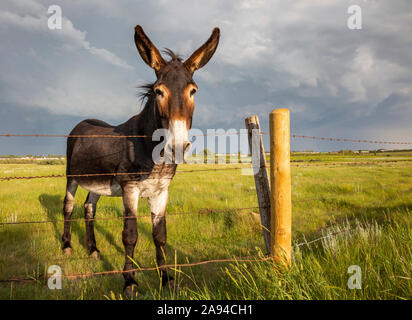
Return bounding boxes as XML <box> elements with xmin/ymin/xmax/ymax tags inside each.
<box><xmin>0</xmin><ymin>156</ymin><xmax>411</xmax><ymax>300</ymax></box>
<box><xmin>174</xmin><ymin>211</ymin><xmax>411</xmax><ymax>300</ymax></box>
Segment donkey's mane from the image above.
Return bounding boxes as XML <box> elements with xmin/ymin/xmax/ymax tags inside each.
<box><xmin>137</xmin><ymin>82</ymin><xmax>154</xmax><ymax>105</ymax></box>
<box><xmin>162</xmin><ymin>48</ymin><xmax>183</xmax><ymax>61</ymax></box>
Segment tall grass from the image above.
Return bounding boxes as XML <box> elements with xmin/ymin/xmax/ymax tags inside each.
<box><xmin>118</xmin><ymin>209</ymin><xmax>411</xmax><ymax>300</ymax></box>
<box><xmin>0</xmin><ymin>159</ymin><xmax>411</xmax><ymax>299</ymax></box>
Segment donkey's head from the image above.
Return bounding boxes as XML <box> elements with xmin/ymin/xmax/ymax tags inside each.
<box><xmin>134</xmin><ymin>25</ymin><xmax>220</xmax><ymax>162</ymax></box>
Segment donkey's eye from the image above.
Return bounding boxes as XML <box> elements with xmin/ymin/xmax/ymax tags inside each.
<box><xmin>155</xmin><ymin>88</ymin><xmax>164</xmax><ymax>97</ymax></box>
<box><xmin>190</xmin><ymin>88</ymin><xmax>197</xmax><ymax>96</ymax></box>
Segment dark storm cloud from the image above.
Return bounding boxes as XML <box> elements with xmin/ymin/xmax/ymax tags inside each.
<box><xmin>0</xmin><ymin>0</ymin><xmax>411</xmax><ymax>155</ymax></box>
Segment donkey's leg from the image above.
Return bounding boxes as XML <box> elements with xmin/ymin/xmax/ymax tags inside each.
<box><xmin>62</xmin><ymin>178</ymin><xmax>78</xmax><ymax>255</ymax></box>
<box><xmin>148</xmin><ymin>189</ymin><xmax>172</xmax><ymax>287</ymax></box>
<box><xmin>84</xmin><ymin>192</ymin><xmax>101</xmax><ymax>259</ymax></box>
<box><xmin>121</xmin><ymin>183</ymin><xmax>139</xmax><ymax>296</ymax></box>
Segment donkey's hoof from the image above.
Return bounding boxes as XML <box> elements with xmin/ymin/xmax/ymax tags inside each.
<box><xmin>123</xmin><ymin>284</ymin><xmax>139</xmax><ymax>299</ymax></box>
<box><xmin>63</xmin><ymin>247</ymin><xmax>72</xmax><ymax>255</ymax></box>
<box><xmin>90</xmin><ymin>250</ymin><xmax>100</xmax><ymax>260</ymax></box>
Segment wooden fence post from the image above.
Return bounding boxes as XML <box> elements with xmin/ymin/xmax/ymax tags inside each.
<box><xmin>269</xmin><ymin>109</ymin><xmax>292</xmax><ymax>266</ymax></box>
<box><xmin>245</xmin><ymin>115</ymin><xmax>271</xmax><ymax>254</ymax></box>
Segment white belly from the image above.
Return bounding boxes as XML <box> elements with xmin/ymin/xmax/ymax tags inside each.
<box><xmin>133</xmin><ymin>178</ymin><xmax>171</xmax><ymax>198</ymax></box>
<box><xmin>77</xmin><ymin>179</ymin><xmax>122</xmax><ymax>196</ymax></box>
<box><xmin>77</xmin><ymin>178</ymin><xmax>171</xmax><ymax>198</ymax></box>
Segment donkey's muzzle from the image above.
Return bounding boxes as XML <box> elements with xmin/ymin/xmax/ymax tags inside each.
<box><xmin>164</xmin><ymin>140</ymin><xmax>191</xmax><ymax>164</ymax></box>
<box><xmin>183</xmin><ymin>141</ymin><xmax>191</xmax><ymax>154</ymax></box>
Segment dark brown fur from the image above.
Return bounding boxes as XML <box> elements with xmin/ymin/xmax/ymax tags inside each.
<box><xmin>61</xmin><ymin>25</ymin><xmax>220</xmax><ymax>294</ymax></box>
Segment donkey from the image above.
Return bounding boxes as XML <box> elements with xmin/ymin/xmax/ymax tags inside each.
<box><xmin>61</xmin><ymin>25</ymin><xmax>220</xmax><ymax>295</ymax></box>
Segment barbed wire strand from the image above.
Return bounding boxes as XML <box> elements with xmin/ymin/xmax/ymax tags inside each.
<box><xmin>0</xmin><ymin>189</ymin><xmax>374</xmax><ymax>227</ymax></box>
<box><xmin>290</xmin><ymin>134</ymin><xmax>412</xmax><ymax>145</ymax></box>
<box><xmin>0</xmin><ymin>132</ymin><xmax>256</xmax><ymax>139</ymax></box>
<box><xmin>37</xmin><ymin>228</ymin><xmax>353</xmax><ymax>264</ymax></box>
<box><xmin>0</xmin><ymin>206</ymin><xmax>263</xmax><ymax>226</ymax></box>
<box><xmin>0</xmin><ymin>228</ymin><xmax>354</xmax><ymax>284</ymax></box>
<box><xmin>1</xmin><ymin>132</ymin><xmax>411</xmax><ymax>144</ymax></box>
<box><xmin>0</xmin><ymin>255</ymin><xmax>270</xmax><ymax>283</ymax></box>
<box><xmin>291</xmin><ymin>160</ymin><xmax>412</xmax><ymax>167</ymax></box>
<box><xmin>0</xmin><ymin>134</ymin><xmax>150</xmax><ymax>138</ymax></box>
<box><xmin>295</xmin><ymin>228</ymin><xmax>351</xmax><ymax>248</ymax></box>
<box><xmin>1</xmin><ymin>159</ymin><xmax>411</xmax><ymax>181</ymax></box>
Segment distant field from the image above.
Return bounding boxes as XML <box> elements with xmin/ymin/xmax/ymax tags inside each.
<box><xmin>2</xmin><ymin>150</ymin><xmax>412</xmax><ymax>164</ymax></box>
<box><xmin>0</xmin><ymin>154</ymin><xmax>411</xmax><ymax>299</ymax></box>
<box><xmin>288</xmin><ymin>150</ymin><xmax>412</xmax><ymax>163</ymax></box>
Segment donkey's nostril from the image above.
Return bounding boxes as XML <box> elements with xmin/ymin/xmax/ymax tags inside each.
<box><xmin>183</xmin><ymin>142</ymin><xmax>191</xmax><ymax>153</ymax></box>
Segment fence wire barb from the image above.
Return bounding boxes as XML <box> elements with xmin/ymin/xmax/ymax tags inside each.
<box><xmin>295</xmin><ymin>228</ymin><xmax>352</xmax><ymax>248</ymax></box>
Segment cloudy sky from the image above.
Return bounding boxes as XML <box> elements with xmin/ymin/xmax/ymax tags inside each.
<box><xmin>0</xmin><ymin>0</ymin><xmax>411</xmax><ymax>155</ymax></box>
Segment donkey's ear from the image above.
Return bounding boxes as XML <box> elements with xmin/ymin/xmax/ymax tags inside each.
<box><xmin>184</xmin><ymin>27</ymin><xmax>220</xmax><ymax>74</ymax></box>
<box><xmin>134</xmin><ymin>25</ymin><xmax>166</xmax><ymax>74</ymax></box>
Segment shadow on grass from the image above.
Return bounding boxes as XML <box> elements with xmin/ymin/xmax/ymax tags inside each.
<box><xmin>0</xmin><ymin>227</ymin><xmax>37</xmax><ymax>278</ymax></box>
<box><xmin>38</xmin><ymin>193</ymin><xmax>117</xmax><ymax>272</ymax></box>
<box><xmin>36</xmin><ymin>193</ymin><xmax>192</xmax><ymax>294</ymax></box>
<box><xmin>94</xmin><ymin>218</ymin><xmax>124</xmax><ymax>255</ymax></box>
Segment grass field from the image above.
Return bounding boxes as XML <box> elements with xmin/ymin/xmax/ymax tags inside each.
<box><xmin>0</xmin><ymin>153</ymin><xmax>411</xmax><ymax>300</ymax></box>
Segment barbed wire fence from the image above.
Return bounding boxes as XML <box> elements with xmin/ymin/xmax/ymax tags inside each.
<box><xmin>0</xmin><ymin>128</ymin><xmax>411</xmax><ymax>284</ymax></box>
